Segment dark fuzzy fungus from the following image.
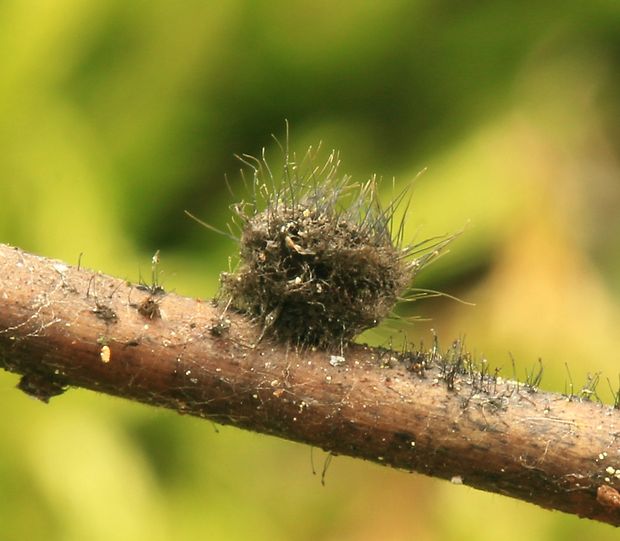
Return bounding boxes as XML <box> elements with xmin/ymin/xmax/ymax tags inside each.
<box><xmin>137</xmin><ymin>296</ymin><xmax>161</xmax><ymax>320</ymax></box>
<box><xmin>217</xmin><ymin>148</ymin><xmax>447</xmax><ymax>349</ymax></box>
<box><xmin>221</xmin><ymin>204</ymin><xmax>410</xmax><ymax>347</ymax></box>
<box><xmin>17</xmin><ymin>373</ymin><xmax>68</xmax><ymax>403</ymax></box>
<box><xmin>92</xmin><ymin>303</ymin><xmax>118</xmax><ymax>323</ymax></box>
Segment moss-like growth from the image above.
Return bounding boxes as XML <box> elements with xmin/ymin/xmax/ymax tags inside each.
<box><xmin>218</xmin><ymin>146</ymin><xmax>445</xmax><ymax>348</ymax></box>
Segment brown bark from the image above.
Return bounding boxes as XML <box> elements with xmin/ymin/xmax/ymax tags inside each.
<box><xmin>0</xmin><ymin>243</ymin><xmax>619</xmax><ymax>525</ymax></box>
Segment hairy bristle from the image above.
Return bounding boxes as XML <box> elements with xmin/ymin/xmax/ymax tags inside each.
<box><xmin>218</xmin><ymin>144</ymin><xmax>446</xmax><ymax>349</ymax></box>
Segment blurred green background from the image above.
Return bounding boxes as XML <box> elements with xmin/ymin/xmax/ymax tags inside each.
<box><xmin>1</xmin><ymin>1</ymin><xmax>620</xmax><ymax>539</ymax></box>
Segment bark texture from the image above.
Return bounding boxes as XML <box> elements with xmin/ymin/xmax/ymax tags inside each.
<box><xmin>0</xmin><ymin>243</ymin><xmax>619</xmax><ymax>525</ymax></box>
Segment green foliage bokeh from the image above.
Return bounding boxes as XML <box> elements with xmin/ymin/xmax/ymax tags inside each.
<box><xmin>1</xmin><ymin>1</ymin><xmax>619</xmax><ymax>539</ymax></box>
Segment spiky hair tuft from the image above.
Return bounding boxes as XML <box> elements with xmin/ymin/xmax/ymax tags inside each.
<box><xmin>217</xmin><ymin>143</ymin><xmax>448</xmax><ymax>349</ymax></box>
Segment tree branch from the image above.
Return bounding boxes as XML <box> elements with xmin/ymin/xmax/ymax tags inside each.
<box><xmin>1</xmin><ymin>243</ymin><xmax>619</xmax><ymax>525</ymax></box>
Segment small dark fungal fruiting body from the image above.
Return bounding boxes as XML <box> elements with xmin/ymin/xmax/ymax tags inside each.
<box><xmin>217</xmin><ymin>146</ymin><xmax>447</xmax><ymax>349</ymax></box>
<box><xmin>17</xmin><ymin>373</ymin><xmax>68</xmax><ymax>403</ymax></box>
<box><xmin>137</xmin><ymin>296</ymin><xmax>162</xmax><ymax>320</ymax></box>
<box><xmin>92</xmin><ymin>303</ymin><xmax>118</xmax><ymax>324</ymax></box>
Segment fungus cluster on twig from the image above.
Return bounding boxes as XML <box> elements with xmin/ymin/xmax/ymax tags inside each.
<box><xmin>211</xmin><ymin>143</ymin><xmax>451</xmax><ymax>349</ymax></box>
